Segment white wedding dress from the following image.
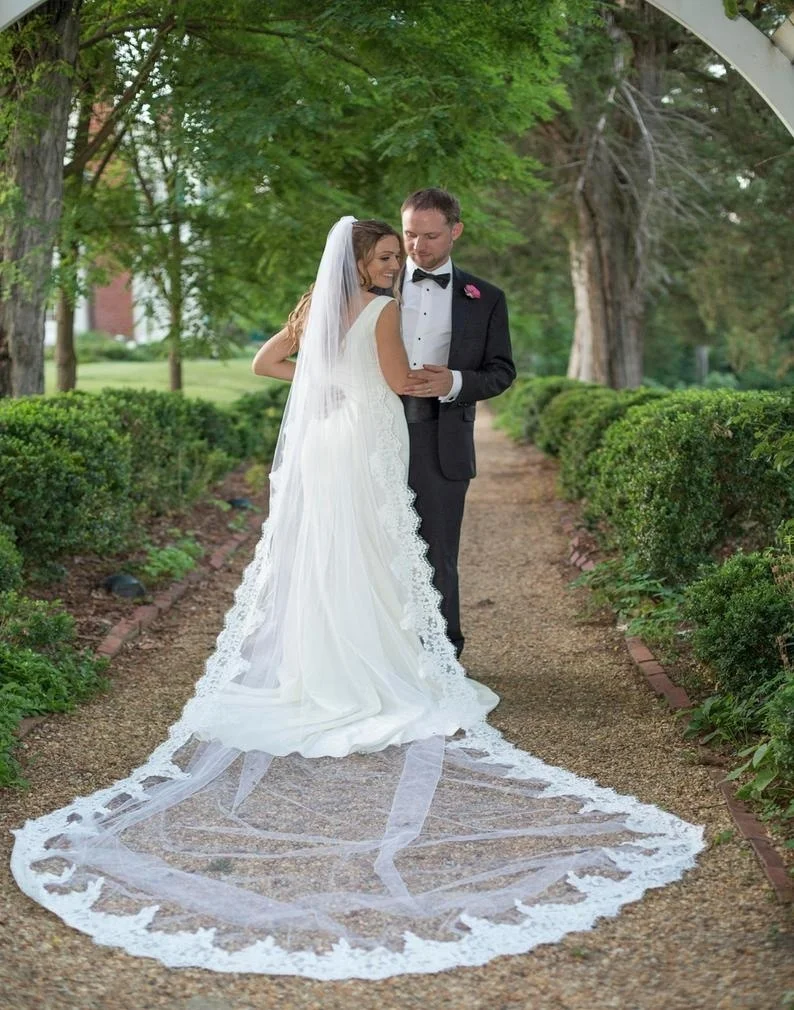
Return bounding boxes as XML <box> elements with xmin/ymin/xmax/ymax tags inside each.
<box><xmin>10</xmin><ymin>222</ymin><xmax>704</xmax><ymax>979</ymax></box>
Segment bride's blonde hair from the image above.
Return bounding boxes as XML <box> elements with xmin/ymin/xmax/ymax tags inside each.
<box><xmin>285</xmin><ymin>220</ymin><xmax>402</xmax><ymax>351</ymax></box>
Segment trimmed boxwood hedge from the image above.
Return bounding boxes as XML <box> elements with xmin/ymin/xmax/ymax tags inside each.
<box><xmin>494</xmin><ymin>376</ymin><xmax>583</xmax><ymax>443</ymax></box>
<box><xmin>0</xmin><ymin>397</ymin><xmax>133</xmax><ymax>566</ymax></box>
<box><xmin>534</xmin><ymin>382</ymin><xmax>599</xmax><ymax>457</ymax></box>
<box><xmin>0</xmin><ymin>384</ymin><xmax>289</xmax><ymax>570</ymax></box>
<box><xmin>586</xmin><ymin>389</ymin><xmax>794</xmax><ymax>582</ymax></box>
<box><xmin>683</xmin><ymin>551</ymin><xmax>793</xmax><ymax>699</ymax></box>
<box><xmin>558</xmin><ymin>387</ymin><xmax>669</xmax><ymax>500</ymax></box>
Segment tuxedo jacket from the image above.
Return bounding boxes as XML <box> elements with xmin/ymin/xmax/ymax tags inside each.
<box><xmin>401</xmin><ymin>264</ymin><xmax>516</xmax><ymax>481</ymax></box>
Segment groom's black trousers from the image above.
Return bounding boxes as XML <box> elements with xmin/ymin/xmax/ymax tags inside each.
<box><xmin>406</xmin><ymin>416</ymin><xmax>469</xmax><ymax>657</ymax></box>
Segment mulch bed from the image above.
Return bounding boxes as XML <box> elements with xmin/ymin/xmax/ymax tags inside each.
<box><xmin>26</xmin><ymin>465</ymin><xmax>270</xmax><ymax>654</ymax></box>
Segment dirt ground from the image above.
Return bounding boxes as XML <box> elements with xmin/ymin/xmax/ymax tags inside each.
<box><xmin>1</xmin><ymin>413</ymin><xmax>792</xmax><ymax>1010</ymax></box>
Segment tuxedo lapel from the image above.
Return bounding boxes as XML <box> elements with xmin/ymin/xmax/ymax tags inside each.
<box><xmin>449</xmin><ymin>265</ymin><xmax>469</xmax><ymax>370</ymax></box>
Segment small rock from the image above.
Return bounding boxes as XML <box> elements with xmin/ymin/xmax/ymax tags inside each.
<box><xmin>227</xmin><ymin>496</ymin><xmax>254</xmax><ymax>510</ymax></box>
<box><xmin>103</xmin><ymin>572</ymin><xmax>146</xmax><ymax>598</ymax></box>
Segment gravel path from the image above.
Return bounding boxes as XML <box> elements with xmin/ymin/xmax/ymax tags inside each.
<box><xmin>2</xmin><ymin>413</ymin><xmax>793</xmax><ymax>1010</ymax></box>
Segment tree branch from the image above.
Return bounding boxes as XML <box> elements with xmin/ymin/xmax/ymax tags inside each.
<box><xmin>65</xmin><ymin>18</ymin><xmax>175</xmax><ymax>179</ymax></box>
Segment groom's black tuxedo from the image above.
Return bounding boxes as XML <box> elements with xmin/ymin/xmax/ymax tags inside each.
<box><xmin>440</xmin><ymin>265</ymin><xmax>516</xmax><ymax>479</ymax></box>
<box><xmin>400</xmin><ymin>262</ymin><xmax>515</xmax><ymax>656</ymax></box>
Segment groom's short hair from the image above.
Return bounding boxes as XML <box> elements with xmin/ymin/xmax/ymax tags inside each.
<box><xmin>401</xmin><ymin>188</ymin><xmax>461</xmax><ymax>226</ymax></box>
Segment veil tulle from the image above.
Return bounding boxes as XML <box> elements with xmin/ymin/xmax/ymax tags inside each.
<box><xmin>10</xmin><ymin>217</ymin><xmax>705</xmax><ymax>979</ymax></box>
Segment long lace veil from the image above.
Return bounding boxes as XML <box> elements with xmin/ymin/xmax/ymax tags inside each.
<box><xmin>10</xmin><ymin>217</ymin><xmax>704</xmax><ymax>980</ymax></box>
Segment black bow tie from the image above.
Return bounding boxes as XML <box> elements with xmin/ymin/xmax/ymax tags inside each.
<box><xmin>412</xmin><ymin>267</ymin><xmax>451</xmax><ymax>289</ymax></box>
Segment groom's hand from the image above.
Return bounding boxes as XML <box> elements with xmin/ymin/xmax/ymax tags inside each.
<box><xmin>404</xmin><ymin>364</ymin><xmax>453</xmax><ymax>397</ymax></box>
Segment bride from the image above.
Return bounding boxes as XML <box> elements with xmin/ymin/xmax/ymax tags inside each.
<box><xmin>11</xmin><ymin>217</ymin><xmax>703</xmax><ymax>980</ymax></box>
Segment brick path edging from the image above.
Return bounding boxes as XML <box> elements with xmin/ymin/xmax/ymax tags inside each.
<box><xmin>15</xmin><ymin>517</ymin><xmax>262</xmax><ymax>742</ymax></box>
<box><xmin>555</xmin><ymin>501</ymin><xmax>794</xmax><ymax>904</ymax></box>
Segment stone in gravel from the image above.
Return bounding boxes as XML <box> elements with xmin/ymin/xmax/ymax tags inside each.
<box><xmin>103</xmin><ymin>573</ymin><xmax>146</xmax><ymax>598</ymax></box>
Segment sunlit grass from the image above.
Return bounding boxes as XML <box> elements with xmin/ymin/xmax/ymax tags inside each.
<box><xmin>44</xmin><ymin>356</ymin><xmax>277</xmax><ymax>405</ymax></box>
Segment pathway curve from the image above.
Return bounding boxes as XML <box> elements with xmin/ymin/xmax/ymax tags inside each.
<box><xmin>1</xmin><ymin>413</ymin><xmax>792</xmax><ymax>1010</ymax></box>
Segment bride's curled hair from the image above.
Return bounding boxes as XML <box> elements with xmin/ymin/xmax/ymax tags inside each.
<box><xmin>285</xmin><ymin>219</ymin><xmax>403</xmax><ymax>351</ymax></box>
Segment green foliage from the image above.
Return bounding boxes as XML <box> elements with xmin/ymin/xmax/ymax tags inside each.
<box><xmin>0</xmin><ymin>396</ymin><xmax>133</xmax><ymax>566</ymax></box>
<box><xmin>766</xmin><ymin>676</ymin><xmax>794</xmax><ymax>783</ymax></box>
<box><xmin>137</xmin><ymin>537</ymin><xmax>203</xmax><ymax>584</ymax></box>
<box><xmin>534</xmin><ymin>382</ymin><xmax>597</xmax><ymax>456</ymax></box>
<box><xmin>229</xmin><ymin>384</ymin><xmax>290</xmax><ymax>463</ymax></box>
<box><xmin>0</xmin><ymin>524</ymin><xmax>23</xmax><ymax>593</ymax></box>
<box><xmin>72</xmin><ymin>331</ymin><xmax>166</xmax><ymax>364</ymax></box>
<box><xmin>0</xmin><ymin>589</ymin><xmax>108</xmax><ymax>787</ymax></box>
<box><xmin>588</xmin><ymin>390</ymin><xmax>794</xmax><ymax>581</ymax></box>
<box><xmin>573</xmin><ymin>553</ymin><xmax>685</xmax><ymax>650</ymax></box>
<box><xmin>0</xmin><ymin>591</ymin><xmax>76</xmax><ymax>655</ymax></box>
<box><xmin>724</xmin><ymin>679</ymin><xmax>794</xmax><ymax>811</ymax></box>
<box><xmin>492</xmin><ymin>377</ymin><xmax>536</xmax><ymax>441</ymax></box>
<box><xmin>82</xmin><ymin>389</ymin><xmax>236</xmax><ymax>514</ymax></box>
<box><xmin>684</xmin><ymin>551</ymin><xmax>793</xmax><ymax>700</ymax></box>
<box><xmin>685</xmin><ymin>691</ymin><xmax>767</xmax><ymax>747</ymax></box>
<box><xmin>559</xmin><ymin>387</ymin><xmax>669</xmax><ymax>500</ymax></box>
<box><xmin>493</xmin><ymin>375</ymin><xmax>583</xmax><ymax>443</ymax></box>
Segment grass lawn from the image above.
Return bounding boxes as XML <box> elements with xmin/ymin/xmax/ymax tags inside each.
<box><xmin>44</xmin><ymin>356</ymin><xmax>276</xmax><ymax>405</ymax></box>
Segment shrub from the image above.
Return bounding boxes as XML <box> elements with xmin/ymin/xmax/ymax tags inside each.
<box><xmin>524</xmin><ymin>376</ymin><xmax>584</xmax><ymax>444</ymax></box>
<box><xmin>765</xmin><ymin>676</ymin><xmax>794</xmax><ymax>782</ymax></box>
<box><xmin>587</xmin><ymin>390</ymin><xmax>794</xmax><ymax>581</ymax></box>
<box><xmin>93</xmin><ymin>388</ymin><xmax>223</xmax><ymax>512</ymax></box>
<box><xmin>534</xmin><ymin>382</ymin><xmax>600</xmax><ymax>456</ymax></box>
<box><xmin>492</xmin><ymin>377</ymin><xmax>536</xmax><ymax>441</ymax></box>
<box><xmin>229</xmin><ymin>384</ymin><xmax>290</xmax><ymax>463</ymax></box>
<box><xmin>0</xmin><ymin>591</ymin><xmax>76</xmax><ymax>656</ymax></box>
<box><xmin>182</xmin><ymin>397</ymin><xmax>245</xmax><ymax>459</ymax></box>
<box><xmin>0</xmin><ymin>641</ymin><xmax>108</xmax><ymax>787</ymax></box>
<box><xmin>137</xmin><ymin>537</ymin><xmax>204</xmax><ymax>583</ymax></box>
<box><xmin>0</xmin><ymin>525</ymin><xmax>23</xmax><ymax>592</ymax></box>
<box><xmin>683</xmin><ymin>551</ymin><xmax>793</xmax><ymax>700</ymax></box>
<box><xmin>559</xmin><ymin>387</ymin><xmax>668</xmax><ymax>500</ymax></box>
<box><xmin>0</xmin><ymin>397</ymin><xmax>133</xmax><ymax>566</ymax></box>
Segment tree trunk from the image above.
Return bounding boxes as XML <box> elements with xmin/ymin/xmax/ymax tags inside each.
<box><xmin>54</xmin><ymin>91</ymin><xmax>92</xmax><ymax>394</ymax></box>
<box><xmin>695</xmin><ymin>344</ymin><xmax>710</xmax><ymax>383</ymax></box>
<box><xmin>55</xmin><ymin>278</ymin><xmax>77</xmax><ymax>391</ymax></box>
<box><xmin>0</xmin><ymin>0</ymin><xmax>81</xmax><ymax>397</ymax></box>
<box><xmin>564</xmin><ymin>5</ymin><xmax>668</xmax><ymax>389</ymax></box>
<box><xmin>167</xmin><ymin>216</ymin><xmax>184</xmax><ymax>393</ymax></box>
<box><xmin>567</xmin><ymin>168</ymin><xmax>645</xmax><ymax>388</ymax></box>
<box><xmin>567</xmin><ymin>237</ymin><xmax>597</xmax><ymax>382</ymax></box>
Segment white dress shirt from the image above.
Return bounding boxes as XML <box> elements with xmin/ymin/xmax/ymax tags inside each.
<box><xmin>401</xmin><ymin>256</ymin><xmax>462</xmax><ymax>402</ymax></box>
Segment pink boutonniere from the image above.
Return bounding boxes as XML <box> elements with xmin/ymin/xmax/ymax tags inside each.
<box><xmin>463</xmin><ymin>283</ymin><xmax>481</xmax><ymax>299</ymax></box>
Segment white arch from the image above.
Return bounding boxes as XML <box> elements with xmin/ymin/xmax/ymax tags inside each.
<box><xmin>0</xmin><ymin>0</ymin><xmax>43</xmax><ymax>31</ymax></box>
<box><xmin>645</xmin><ymin>0</ymin><xmax>794</xmax><ymax>138</ymax></box>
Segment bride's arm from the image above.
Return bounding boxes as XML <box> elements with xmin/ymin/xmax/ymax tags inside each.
<box><xmin>252</xmin><ymin>327</ymin><xmax>296</xmax><ymax>381</ymax></box>
<box><xmin>375</xmin><ymin>300</ymin><xmax>410</xmax><ymax>395</ymax></box>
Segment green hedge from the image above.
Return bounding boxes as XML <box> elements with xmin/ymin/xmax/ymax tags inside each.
<box><xmin>683</xmin><ymin>552</ymin><xmax>793</xmax><ymax>700</ymax></box>
<box><xmin>229</xmin><ymin>384</ymin><xmax>290</xmax><ymax>463</ymax></box>
<box><xmin>0</xmin><ymin>397</ymin><xmax>133</xmax><ymax>566</ymax></box>
<box><xmin>0</xmin><ymin>525</ymin><xmax>23</xmax><ymax>593</ymax></box>
<box><xmin>0</xmin><ymin>384</ymin><xmax>288</xmax><ymax>570</ymax></box>
<box><xmin>534</xmin><ymin>382</ymin><xmax>598</xmax><ymax>456</ymax></box>
<box><xmin>587</xmin><ymin>390</ymin><xmax>794</xmax><ymax>582</ymax></box>
<box><xmin>558</xmin><ymin>387</ymin><xmax>669</xmax><ymax>500</ymax></box>
<box><xmin>494</xmin><ymin>376</ymin><xmax>582</xmax><ymax>443</ymax></box>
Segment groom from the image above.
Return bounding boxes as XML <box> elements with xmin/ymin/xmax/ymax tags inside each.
<box><xmin>400</xmin><ymin>188</ymin><xmax>515</xmax><ymax>658</ymax></box>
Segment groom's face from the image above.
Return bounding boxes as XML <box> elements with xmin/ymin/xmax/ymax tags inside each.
<box><xmin>402</xmin><ymin>208</ymin><xmax>463</xmax><ymax>271</ymax></box>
